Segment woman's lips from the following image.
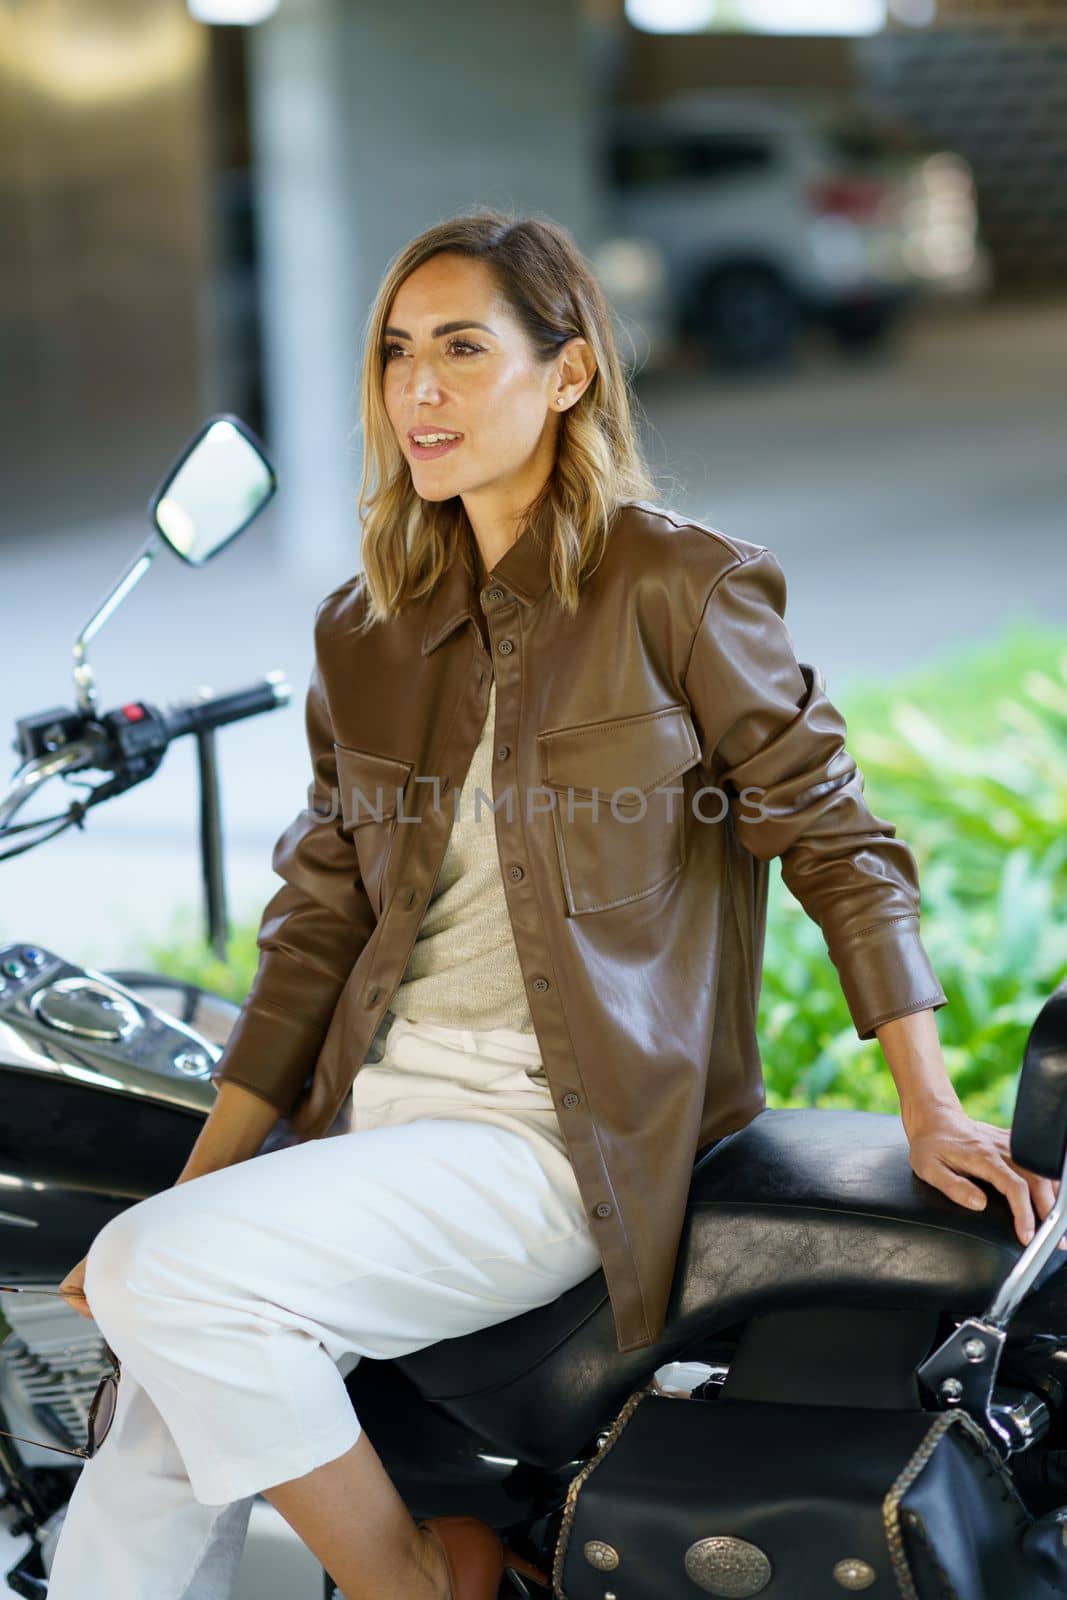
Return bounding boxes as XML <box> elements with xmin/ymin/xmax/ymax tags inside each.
<box><xmin>409</xmin><ymin>435</ymin><xmax>463</xmax><ymax>461</ymax></box>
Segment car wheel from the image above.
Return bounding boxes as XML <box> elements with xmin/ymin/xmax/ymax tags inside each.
<box><xmin>826</xmin><ymin>300</ymin><xmax>901</xmax><ymax>352</ymax></box>
<box><xmin>690</xmin><ymin>265</ymin><xmax>798</xmax><ymax>369</ymax></box>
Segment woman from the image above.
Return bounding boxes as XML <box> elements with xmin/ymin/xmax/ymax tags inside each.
<box><xmin>46</xmin><ymin>210</ymin><xmax>1055</xmax><ymax>1600</ymax></box>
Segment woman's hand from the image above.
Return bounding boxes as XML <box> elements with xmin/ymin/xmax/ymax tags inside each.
<box><xmin>906</xmin><ymin>1107</ymin><xmax>1064</xmax><ymax>1249</ymax></box>
<box><xmin>58</xmin><ymin>1253</ymin><xmax>94</xmax><ymax>1321</ymax></box>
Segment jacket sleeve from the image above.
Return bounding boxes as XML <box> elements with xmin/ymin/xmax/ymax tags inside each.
<box><xmin>682</xmin><ymin>544</ymin><xmax>947</xmax><ymax>1040</ymax></box>
<box><xmin>210</xmin><ymin>610</ymin><xmax>377</xmax><ymax>1116</ymax></box>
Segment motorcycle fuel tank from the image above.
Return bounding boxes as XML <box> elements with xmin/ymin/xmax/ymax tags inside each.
<box><xmin>0</xmin><ymin>942</ymin><xmax>216</xmax><ymax>1280</ymax></box>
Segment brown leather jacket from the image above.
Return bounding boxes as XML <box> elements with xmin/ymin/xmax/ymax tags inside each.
<box><xmin>213</xmin><ymin>499</ymin><xmax>947</xmax><ymax>1354</ymax></box>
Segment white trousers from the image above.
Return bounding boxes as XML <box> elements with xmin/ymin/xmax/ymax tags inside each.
<box><xmin>46</xmin><ymin>1032</ymin><xmax>600</xmax><ymax>1599</ymax></box>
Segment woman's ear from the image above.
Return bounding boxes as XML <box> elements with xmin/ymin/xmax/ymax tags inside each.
<box><xmin>554</xmin><ymin>337</ymin><xmax>596</xmax><ymax>410</ymax></box>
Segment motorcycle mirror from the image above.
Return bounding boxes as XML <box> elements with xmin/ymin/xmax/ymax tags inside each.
<box><xmin>150</xmin><ymin>414</ymin><xmax>277</xmax><ymax>566</ymax></box>
<box><xmin>71</xmin><ymin>415</ymin><xmax>278</xmax><ymax>716</ymax></box>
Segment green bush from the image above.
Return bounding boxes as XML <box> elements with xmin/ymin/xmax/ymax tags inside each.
<box><xmin>143</xmin><ymin>911</ymin><xmax>263</xmax><ymax>1007</ymax></box>
<box><xmin>146</xmin><ymin>623</ymin><xmax>1067</xmax><ymax>1126</ymax></box>
<box><xmin>762</xmin><ymin>625</ymin><xmax>1067</xmax><ymax>1122</ymax></box>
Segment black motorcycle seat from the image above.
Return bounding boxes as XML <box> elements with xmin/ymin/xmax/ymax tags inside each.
<box><xmin>391</xmin><ymin>1107</ymin><xmax>1050</xmax><ymax>1469</ymax></box>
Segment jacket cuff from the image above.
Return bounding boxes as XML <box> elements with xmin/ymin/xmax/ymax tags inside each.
<box><xmin>828</xmin><ymin>914</ymin><xmax>948</xmax><ymax>1041</ymax></box>
<box><xmin>211</xmin><ymin>993</ymin><xmax>326</xmax><ymax>1118</ymax></box>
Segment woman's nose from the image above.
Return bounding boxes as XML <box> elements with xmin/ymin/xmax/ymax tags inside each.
<box><xmin>409</xmin><ymin>356</ymin><xmax>443</xmax><ymax>397</ymax></box>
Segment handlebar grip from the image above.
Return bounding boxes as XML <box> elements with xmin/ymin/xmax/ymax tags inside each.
<box><xmin>161</xmin><ymin>672</ymin><xmax>290</xmax><ymax>741</ymax></box>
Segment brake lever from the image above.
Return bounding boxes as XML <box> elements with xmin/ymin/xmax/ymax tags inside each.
<box><xmin>0</xmin><ymin>740</ymin><xmax>108</xmax><ymax>831</ymax></box>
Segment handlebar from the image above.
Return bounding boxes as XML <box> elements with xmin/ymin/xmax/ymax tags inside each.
<box><xmin>159</xmin><ymin>672</ymin><xmax>289</xmax><ymax>741</ymax></box>
<box><xmin>0</xmin><ymin>671</ymin><xmax>291</xmax><ymax>847</ymax></box>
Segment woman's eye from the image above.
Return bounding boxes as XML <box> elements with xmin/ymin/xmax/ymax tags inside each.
<box><xmin>382</xmin><ymin>339</ymin><xmax>482</xmax><ymax>362</ymax></box>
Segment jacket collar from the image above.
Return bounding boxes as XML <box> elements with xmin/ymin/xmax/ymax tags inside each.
<box><xmin>421</xmin><ymin>518</ymin><xmax>552</xmax><ymax>656</ymax></box>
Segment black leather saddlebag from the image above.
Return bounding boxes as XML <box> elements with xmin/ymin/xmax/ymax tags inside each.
<box><xmin>551</xmin><ymin>1384</ymin><xmax>1067</xmax><ymax>1599</ymax></box>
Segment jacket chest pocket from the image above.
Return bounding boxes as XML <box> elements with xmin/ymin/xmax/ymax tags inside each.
<box><xmin>536</xmin><ymin>704</ymin><xmax>702</xmax><ymax>916</ymax></box>
<box><xmin>333</xmin><ymin>744</ymin><xmax>414</xmax><ymax>918</ymax></box>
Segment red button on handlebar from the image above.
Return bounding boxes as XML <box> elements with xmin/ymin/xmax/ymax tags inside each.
<box><xmin>121</xmin><ymin>703</ymin><xmax>146</xmax><ymax>722</ymax></box>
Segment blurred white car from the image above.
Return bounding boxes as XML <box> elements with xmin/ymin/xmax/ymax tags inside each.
<box><xmin>590</xmin><ymin>234</ymin><xmax>674</xmax><ymax>377</ymax></box>
<box><xmin>601</xmin><ymin>90</ymin><xmax>992</xmax><ymax>368</ymax></box>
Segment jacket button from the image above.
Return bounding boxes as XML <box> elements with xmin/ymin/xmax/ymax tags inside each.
<box><xmin>562</xmin><ymin>1092</ymin><xmax>580</xmax><ymax>1109</ymax></box>
<box><xmin>487</xmin><ymin>586</ymin><xmax>505</xmax><ymax>602</ymax></box>
<box><xmin>508</xmin><ymin>865</ymin><xmax>524</xmax><ymax>882</ymax></box>
<box><xmin>497</xmin><ymin>639</ymin><xmax>513</xmax><ymax>655</ymax></box>
<box><xmin>594</xmin><ymin>1202</ymin><xmax>613</xmax><ymax>1219</ymax></box>
<box><xmin>496</xmin><ymin>744</ymin><xmax>510</xmax><ymax>761</ymax></box>
<box><xmin>532</xmin><ymin>977</ymin><xmax>549</xmax><ymax>992</ymax></box>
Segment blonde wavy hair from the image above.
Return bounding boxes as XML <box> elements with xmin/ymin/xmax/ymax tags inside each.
<box><xmin>353</xmin><ymin>208</ymin><xmax>659</xmax><ymax>630</ymax></box>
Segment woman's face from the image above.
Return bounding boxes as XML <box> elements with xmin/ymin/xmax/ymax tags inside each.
<box><xmin>381</xmin><ymin>253</ymin><xmax>588</xmax><ymax>518</ymax></box>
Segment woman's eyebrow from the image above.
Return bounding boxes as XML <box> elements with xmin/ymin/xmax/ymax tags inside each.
<box><xmin>382</xmin><ymin>320</ymin><xmax>497</xmax><ymax>340</ymax></box>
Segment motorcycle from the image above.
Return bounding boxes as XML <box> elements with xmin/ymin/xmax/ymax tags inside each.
<box><xmin>2</xmin><ymin>419</ymin><xmax>1067</xmax><ymax>1598</ymax></box>
<box><xmin>0</xmin><ymin>414</ymin><xmax>298</xmax><ymax>1594</ymax></box>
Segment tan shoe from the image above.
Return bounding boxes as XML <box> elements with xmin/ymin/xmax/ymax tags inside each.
<box><xmin>417</xmin><ymin>1515</ymin><xmax>549</xmax><ymax>1600</ymax></box>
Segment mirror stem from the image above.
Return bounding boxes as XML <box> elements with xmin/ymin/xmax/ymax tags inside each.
<box><xmin>196</xmin><ymin>725</ymin><xmax>230</xmax><ymax>962</ymax></box>
<box><xmin>72</xmin><ymin>534</ymin><xmax>160</xmax><ymax>715</ymax></box>
<box><xmin>987</xmin><ymin>1136</ymin><xmax>1067</xmax><ymax>1329</ymax></box>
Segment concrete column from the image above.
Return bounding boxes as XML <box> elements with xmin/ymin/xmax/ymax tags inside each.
<box><xmin>245</xmin><ymin>0</ymin><xmax>362</xmax><ymax>591</ymax></box>
<box><xmin>247</xmin><ymin>0</ymin><xmax>602</xmax><ymax>590</ymax></box>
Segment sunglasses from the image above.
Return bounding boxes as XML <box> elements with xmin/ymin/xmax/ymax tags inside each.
<box><xmin>0</xmin><ymin>1285</ymin><xmax>120</xmax><ymax>1461</ymax></box>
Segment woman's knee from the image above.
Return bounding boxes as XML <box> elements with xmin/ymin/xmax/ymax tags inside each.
<box><xmin>84</xmin><ymin>1190</ymin><xmax>192</xmax><ymax>1325</ymax></box>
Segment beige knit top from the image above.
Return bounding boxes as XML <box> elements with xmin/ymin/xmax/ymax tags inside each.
<box><xmin>348</xmin><ymin>676</ymin><xmax>565</xmax><ymax>1155</ymax></box>
<box><xmin>389</xmin><ymin>676</ymin><xmax>540</xmax><ymax>1044</ymax></box>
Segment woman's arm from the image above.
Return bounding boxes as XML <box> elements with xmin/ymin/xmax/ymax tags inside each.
<box><xmin>680</xmin><ymin>546</ymin><xmax>1060</xmax><ymax>1245</ymax></box>
<box><xmin>174</xmin><ymin>1080</ymin><xmax>282</xmax><ymax>1186</ymax></box>
<box><xmin>876</xmin><ymin>1007</ymin><xmax>965</xmax><ymax>1135</ymax></box>
<box><xmin>211</xmin><ymin>589</ymin><xmax>378</xmax><ymax>1120</ymax></box>
<box><xmin>681</xmin><ymin>545</ymin><xmax>947</xmax><ymax>1042</ymax></box>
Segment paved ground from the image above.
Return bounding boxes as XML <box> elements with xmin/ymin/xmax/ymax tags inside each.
<box><xmin>0</xmin><ymin>1496</ymin><xmax>321</xmax><ymax>1597</ymax></box>
<box><xmin>1</xmin><ymin>294</ymin><xmax>1064</xmax><ymax>971</ymax></box>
